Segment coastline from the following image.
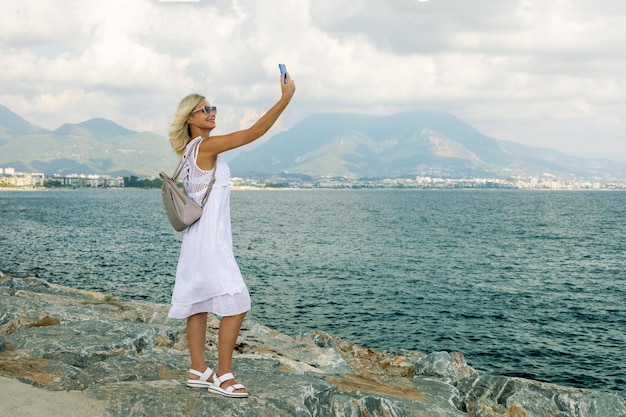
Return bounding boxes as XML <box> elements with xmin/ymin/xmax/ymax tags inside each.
<box><xmin>2</xmin><ymin>189</ymin><xmax>625</xmax><ymax>393</ymax></box>
<box><xmin>1</xmin><ymin>272</ymin><xmax>625</xmax><ymax>417</ymax></box>
<box><xmin>3</xmin><ymin>185</ymin><xmax>626</xmax><ymax>192</ymax></box>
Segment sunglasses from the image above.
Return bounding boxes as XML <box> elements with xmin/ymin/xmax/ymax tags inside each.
<box><xmin>191</xmin><ymin>105</ymin><xmax>217</xmax><ymax>115</ymax></box>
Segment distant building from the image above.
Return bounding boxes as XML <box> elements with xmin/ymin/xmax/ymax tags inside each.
<box><xmin>0</xmin><ymin>168</ymin><xmax>44</xmax><ymax>187</ymax></box>
<box><xmin>0</xmin><ymin>167</ymin><xmax>124</xmax><ymax>188</ymax></box>
<box><xmin>50</xmin><ymin>173</ymin><xmax>124</xmax><ymax>188</ymax></box>
<box><xmin>0</xmin><ymin>167</ymin><xmax>16</xmax><ymax>176</ymax></box>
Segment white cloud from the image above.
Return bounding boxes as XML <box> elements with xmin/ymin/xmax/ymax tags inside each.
<box><xmin>1</xmin><ymin>0</ymin><xmax>625</xmax><ymax>161</ymax></box>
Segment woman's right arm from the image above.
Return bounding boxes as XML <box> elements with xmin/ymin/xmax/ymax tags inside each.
<box><xmin>201</xmin><ymin>74</ymin><xmax>296</xmax><ymax>156</ymax></box>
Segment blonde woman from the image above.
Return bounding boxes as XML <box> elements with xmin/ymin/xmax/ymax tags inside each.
<box><xmin>167</xmin><ymin>71</ymin><xmax>295</xmax><ymax>397</ymax></box>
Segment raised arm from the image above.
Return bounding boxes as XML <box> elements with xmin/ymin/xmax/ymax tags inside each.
<box><xmin>200</xmin><ymin>73</ymin><xmax>296</xmax><ymax>157</ymax></box>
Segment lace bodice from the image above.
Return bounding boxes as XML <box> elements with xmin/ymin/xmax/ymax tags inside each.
<box><xmin>180</xmin><ymin>137</ymin><xmax>220</xmax><ymax>205</ymax></box>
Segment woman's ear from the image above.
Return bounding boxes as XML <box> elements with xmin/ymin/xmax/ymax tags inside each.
<box><xmin>187</xmin><ymin>114</ymin><xmax>196</xmax><ymax>128</ymax></box>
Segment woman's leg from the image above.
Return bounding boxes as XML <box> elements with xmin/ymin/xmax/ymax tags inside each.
<box><xmin>187</xmin><ymin>312</ymin><xmax>209</xmax><ymax>379</ymax></box>
<box><xmin>216</xmin><ymin>312</ymin><xmax>249</xmax><ymax>393</ymax></box>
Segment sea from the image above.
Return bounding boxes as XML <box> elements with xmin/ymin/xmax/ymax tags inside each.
<box><xmin>0</xmin><ymin>188</ymin><xmax>624</xmax><ymax>393</ymax></box>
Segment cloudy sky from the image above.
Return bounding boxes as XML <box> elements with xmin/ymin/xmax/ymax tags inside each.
<box><xmin>2</xmin><ymin>0</ymin><xmax>625</xmax><ymax>161</ymax></box>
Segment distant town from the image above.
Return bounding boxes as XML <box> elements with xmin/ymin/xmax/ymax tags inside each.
<box><xmin>1</xmin><ymin>167</ymin><xmax>625</xmax><ymax>190</ymax></box>
<box><xmin>0</xmin><ymin>167</ymin><xmax>124</xmax><ymax>188</ymax></box>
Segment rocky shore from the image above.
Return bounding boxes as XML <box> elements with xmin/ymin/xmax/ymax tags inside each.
<box><xmin>1</xmin><ymin>272</ymin><xmax>624</xmax><ymax>417</ymax></box>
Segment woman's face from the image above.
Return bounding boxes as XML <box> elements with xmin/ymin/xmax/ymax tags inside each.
<box><xmin>188</xmin><ymin>99</ymin><xmax>216</xmax><ymax>132</ymax></box>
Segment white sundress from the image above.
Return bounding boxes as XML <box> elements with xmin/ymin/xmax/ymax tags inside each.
<box><xmin>168</xmin><ymin>136</ymin><xmax>251</xmax><ymax>319</ymax></box>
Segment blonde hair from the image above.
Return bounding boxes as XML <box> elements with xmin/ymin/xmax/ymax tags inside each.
<box><xmin>168</xmin><ymin>93</ymin><xmax>205</xmax><ymax>156</ymax></box>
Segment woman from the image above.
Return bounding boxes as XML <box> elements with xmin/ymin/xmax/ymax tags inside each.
<box><xmin>167</xmin><ymin>71</ymin><xmax>295</xmax><ymax>398</ymax></box>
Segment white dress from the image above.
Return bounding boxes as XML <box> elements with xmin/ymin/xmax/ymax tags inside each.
<box><xmin>168</xmin><ymin>136</ymin><xmax>251</xmax><ymax>319</ymax></box>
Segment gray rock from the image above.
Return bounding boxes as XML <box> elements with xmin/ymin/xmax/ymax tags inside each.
<box><xmin>1</xmin><ymin>274</ymin><xmax>625</xmax><ymax>417</ymax></box>
<box><xmin>412</xmin><ymin>351</ymin><xmax>478</xmax><ymax>384</ymax></box>
<box><xmin>457</xmin><ymin>374</ymin><xmax>626</xmax><ymax>417</ymax></box>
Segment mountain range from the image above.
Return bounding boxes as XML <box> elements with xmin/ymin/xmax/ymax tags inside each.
<box><xmin>1</xmin><ymin>104</ymin><xmax>624</xmax><ymax>180</ymax></box>
<box><xmin>230</xmin><ymin>111</ymin><xmax>626</xmax><ymax>180</ymax></box>
<box><xmin>0</xmin><ymin>105</ymin><xmax>176</xmax><ymax>177</ymax></box>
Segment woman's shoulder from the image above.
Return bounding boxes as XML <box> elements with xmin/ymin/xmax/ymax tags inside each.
<box><xmin>183</xmin><ymin>136</ymin><xmax>205</xmax><ymax>154</ymax></box>
<box><xmin>188</xmin><ymin>136</ymin><xmax>204</xmax><ymax>147</ymax></box>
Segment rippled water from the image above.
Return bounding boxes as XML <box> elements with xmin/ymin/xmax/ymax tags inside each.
<box><xmin>1</xmin><ymin>188</ymin><xmax>624</xmax><ymax>392</ymax></box>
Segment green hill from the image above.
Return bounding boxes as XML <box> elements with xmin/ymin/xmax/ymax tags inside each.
<box><xmin>230</xmin><ymin>111</ymin><xmax>626</xmax><ymax>180</ymax></box>
<box><xmin>0</xmin><ymin>105</ymin><xmax>177</xmax><ymax>177</ymax></box>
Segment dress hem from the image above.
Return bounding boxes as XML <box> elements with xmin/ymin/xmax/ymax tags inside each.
<box><xmin>168</xmin><ymin>287</ymin><xmax>251</xmax><ymax>319</ymax></box>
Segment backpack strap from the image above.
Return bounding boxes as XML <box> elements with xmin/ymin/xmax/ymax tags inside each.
<box><xmin>172</xmin><ymin>137</ymin><xmax>215</xmax><ymax>207</ymax></box>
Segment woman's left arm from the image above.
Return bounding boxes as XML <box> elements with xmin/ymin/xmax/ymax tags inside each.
<box><xmin>202</xmin><ymin>74</ymin><xmax>296</xmax><ymax>155</ymax></box>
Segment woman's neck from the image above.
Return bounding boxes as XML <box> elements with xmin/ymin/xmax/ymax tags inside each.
<box><xmin>189</xmin><ymin>127</ymin><xmax>212</xmax><ymax>139</ymax></box>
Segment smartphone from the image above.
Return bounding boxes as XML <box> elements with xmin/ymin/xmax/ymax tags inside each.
<box><xmin>278</xmin><ymin>63</ymin><xmax>287</xmax><ymax>84</ymax></box>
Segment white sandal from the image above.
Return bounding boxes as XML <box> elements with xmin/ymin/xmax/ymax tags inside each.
<box><xmin>208</xmin><ymin>372</ymin><xmax>249</xmax><ymax>398</ymax></box>
<box><xmin>186</xmin><ymin>367</ymin><xmax>215</xmax><ymax>388</ymax></box>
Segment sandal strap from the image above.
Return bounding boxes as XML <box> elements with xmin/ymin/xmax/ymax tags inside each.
<box><xmin>215</xmin><ymin>372</ymin><xmax>235</xmax><ymax>385</ymax></box>
<box><xmin>215</xmin><ymin>373</ymin><xmax>247</xmax><ymax>392</ymax></box>
<box><xmin>225</xmin><ymin>383</ymin><xmax>246</xmax><ymax>393</ymax></box>
<box><xmin>189</xmin><ymin>367</ymin><xmax>213</xmax><ymax>382</ymax></box>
